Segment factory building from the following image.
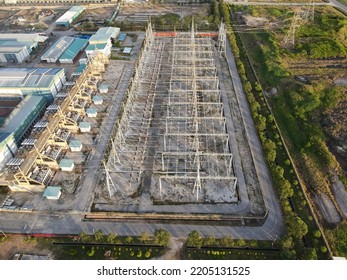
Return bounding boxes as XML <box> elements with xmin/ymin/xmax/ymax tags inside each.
<box><xmin>0</xmin><ymin>95</ymin><xmax>47</xmax><ymax>144</ymax></box>
<box><xmin>55</xmin><ymin>6</ymin><xmax>85</xmax><ymax>28</ymax></box>
<box><xmin>0</xmin><ymin>67</ymin><xmax>66</xmax><ymax>101</ymax></box>
<box><xmin>86</xmin><ymin>27</ymin><xmax>120</xmax><ymax>58</ymax></box>
<box><xmin>59</xmin><ymin>38</ymin><xmax>88</xmax><ymax>64</ymax></box>
<box><xmin>41</xmin><ymin>36</ymin><xmax>75</xmax><ymax>63</ymax></box>
<box><xmin>0</xmin><ymin>95</ymin><xmax>46</xmax><ymax>171</ymax></box>
<box><xmin>0</xmin><ymin>33</ymin><xmax>48</xmax><ymax>64</ymax></box>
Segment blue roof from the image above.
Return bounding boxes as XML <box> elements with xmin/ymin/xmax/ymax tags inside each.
<box><xmin>69</xmin><ymin>140</ymin><xmax>82</xmax><ymax>148</ymax></box>
<box><xmin>86</xmin><ymin>43</ymin><xmax>107</xmax><ymax>51</ymax></box>
<box><xmin>59</xmin><ymin>38</ymin><xmax>88</xmax><ymax>61</ymax></box>
<box><xmin>79</xmin><ymin>122</ymin><xmax>90</xmax><ymax>128</ymax></box>
<box><xmin>86</xmin><ymin>108</ymin><xmax>97</xmax><ymax>114</ymax></box>
<box><xmin>43</xmin><ymin>186</ymin><xmax>61</xmax><ymax>198</ymax></box>
<box><xmin>118</xmin><ymin>33</ymin><xmax>126</xmax><ymax>41</ymax></box>
<box><xmin>59</xmin><ymin>159</ymin><xmax>74</xmax><ymax>168</ymax></box>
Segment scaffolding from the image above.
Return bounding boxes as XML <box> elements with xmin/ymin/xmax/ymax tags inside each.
<box><xmin>105</xmin><ymin>23</ymin><xmax>238</xmax><ymax>202</ymax></box>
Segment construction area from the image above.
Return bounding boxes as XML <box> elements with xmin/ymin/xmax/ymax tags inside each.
<box><xmin>96</xmin><ymin>23</ymin><xmax>267</xmax><ymax>219</ymax></box>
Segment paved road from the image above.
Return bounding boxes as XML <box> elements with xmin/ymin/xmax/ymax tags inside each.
<box><xmin>330</xmin><ymin>0</ymin><xmax>347</xmax><ymax>14</ymax></box>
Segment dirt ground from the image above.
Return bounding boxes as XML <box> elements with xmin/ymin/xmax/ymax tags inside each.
<box><xmin>0</xmin><ymin>235</ymin><xmax>54</xmax><ymax>260</ymax></box>
<box><xmin>77</xmin><ymin>6</ymin><xmax>117</xmax><ymax>22</ymax></box>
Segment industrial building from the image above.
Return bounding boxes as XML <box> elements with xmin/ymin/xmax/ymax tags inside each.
<box><xmin>0</xmin><ymin>33</ymin><xmax>48</xmax><ymax>64</ymax></box>
<box><xmin>59</xmin><ymin>38</ymin><xmax>88</xmax><ymax>64</ymax></box>
<box><xmin>55</xmin><ymin>6</ymin><xmax>85</xmax><ymax>28</ymax></box>
<box><xmin>0</xmin><ymin>95</ymin><xmax>46</xmax><ymax>171</ymax></box>
<box><xmin>86</xmin><ymin>27</ymin><xmax>120</xmax><ymax>58</ymax></box>
<box><xmin>41</xmin><ymin>36</ymin><xmax>74</xmax><ymax>63</ymax></box>
<box><xmin>41</xmin><ymin>36</ymin><xmax>88</xmax><ymax>64</ymax></box>
<box><xmin>0</xmin><ymin>52</ymin><xmax>109</xmax><ymax>192</ymax></box>
<box><xmin>0</xmin><ymin>95</ymin><xmax>47</xmax><ymax>144</ymax></box>
<box><xmin>0</xmin><ymin>67</ymin><xmax>66</xmax><ymax>100</ymax></box>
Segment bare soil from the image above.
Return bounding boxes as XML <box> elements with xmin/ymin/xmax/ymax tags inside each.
<box><xmin>0</xmin><ymin>235</ymin><xmax>54</xmax><ymax>260</ymax></box>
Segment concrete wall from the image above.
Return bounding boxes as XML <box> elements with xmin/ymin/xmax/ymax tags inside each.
<box><xmin>0</xmin><ymin>47</ymin><xmax>30</xmax><ymax>64</ymax></box>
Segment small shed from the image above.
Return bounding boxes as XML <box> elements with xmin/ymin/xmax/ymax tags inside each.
<box><xmin>118</xmin><ymin>33</ymin><xmax>126</xmax><ymax>42</ymax></box>
<box><xmin>98</xmin><ymin>84</ymin><xmax>108</xmax><ymax>94</ymax></box>
<box><xmin>92</xmin><ymin>95</ymin><xmax>103</xmax><ymax>105</ymax></box>
<box><xmin>43</xmin><ymin>186</ymin><xmax>62</xmax><ymax>200</ymax></box>
<box><xmin>86</xmin><ymin>108</ymin><xmax>97</xmax><ymax>118</ymax></box>
<box><xmin>59</xmin><ymin>159</ymin><xmax>74</xmax><ymax>172</ymax></box>
<box><xmin>69</xmin><ymin>140</ymin><xmax>82</xmax><ymax>152</ymax></box>
<box><xmin>123</xmin><ymin>47</ymin><xmax>132</xmax><ymax>54</ymax></box>
<box><xmin>79</xmin><ymin>121</ymin><xmax>91</xmax><ymax>132</ymax></box>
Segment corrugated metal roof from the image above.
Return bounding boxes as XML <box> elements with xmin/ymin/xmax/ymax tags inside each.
<box><xmin>69</xmin><ymin>140</ymin><xmax>82</xmax><ymax>148</ymax></box>
<box><xmin>0</xmin><ymin>33</ymin><xmax>48</xmax><ymax>43</ymax></box>
<box><xmin>86</xmin><ymin>108</ymin><xmax>97</xmax><ymax>114</ymax></box>
<box><xmin>0</xmin><ymin>95</ymin><xmax>45</xmax><ymax>133</ymax></box>
<box><xmin>56</xmin><ymin>6</ymin><xmax>85</xmax><ymax>24</ymax></box>
<box><xmin>88</xmin><ymin>27</ymin><xmax>119</xmax><ymax>44</ymax></box>
<box><xmin>43</xmin><ymin>186</ymin><xmax>61</xmax><ymax>198</ymax></box>
<box><xmin>118</xmin><ymin>33</ymin><xmax>126</xmax><ymax>41</ymax></box>
<box><xmin>59</xmin><ymin>159</ymin><xmax>74</xmax><ymax>168</ymax></box>
<box><xmin>85</xmin><ymin>43</ymin><xmax>107</xmax><ymax>51</ymax></box>
<box><xmin>0</xmin><ymin>67</ymin><xmax>63</xmax><ymax>88</ymax></box>
<box><xmin>41</xmin><ymin>36</ymin><xmax>74</xmax><ymax>62</ymax></box>
<box><xmin>79</xmin><ymin>122</ymin><xmax>90</xmax><ymax>128</ymax></box>
<box><xmin>59</xmin><ymin>38</ymin><xmax>88</xmax><ymax>61</ymax></box>
<box><xmin>92</xmin><ymin>95</ymin><xmax>103</xmax><ymax>101</ymax></box>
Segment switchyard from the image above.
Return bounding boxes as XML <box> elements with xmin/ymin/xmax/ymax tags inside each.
<box><xmin>99</xmin><ymin>23</ymin><xmax>267</xmax><ymax>220</ymax></box>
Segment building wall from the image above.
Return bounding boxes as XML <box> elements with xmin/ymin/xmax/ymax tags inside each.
<box><xmin>0</xmin><ymin>47</ymin><xmax>30</xmax><ymax>63</ymax></box>
<box><xmin>0</xmin><ymin>133</ymin><xmax>17</xmax><ymax>172</ymax></box>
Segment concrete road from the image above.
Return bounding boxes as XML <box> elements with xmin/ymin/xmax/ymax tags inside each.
<box><xmin>226</xmin><ymin>0</ymin><xmax>330</xmax><ymax>6</ymax></box>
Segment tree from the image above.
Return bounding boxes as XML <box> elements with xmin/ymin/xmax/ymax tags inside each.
<box><xmin>107</xmin><ymin>233</ymin><xmax>117</xmax><ymax>244</ymax></box>
<box><xmin>279</xmin><ymin>179</ymin><xmax>294</xmax><ymax>200</ymax></box>
<box><xmin>154</xmin><ymin>229</ymin><xmax>170</xmax><ymax>247</ymax></box>
<box><xmin>94</xmin><ymin>230</ymin><xmax>104</xmax><ymax>242</ymax></box>
<box><xmin>280</xmin><ymin>236</ymin><xmax>293</xmax><ymax>250</ymax></box>
<box><xmin>287</xmin><ymin>215</ymin><xmax>308</xmax><ymax>239</ymax></box>
<box><xmin>126</xmin><ymin>236</ymin><xmax>133</xmax><ymax>244</ymax></box>
<box><xmin>203</xmin><ymin>235</ymin><xmax>217</xmax><ymax>247</ymax></box>
<box><xmin>187</xmin><ymin>230</ymin><xmax>203</xmax><ymax>248</ymax></box>
<box><xmin>220</xmin><ymin>236</ymin><xmax>234</xmax><ymax>247</ymax></box>
<box><xmin>139</xmin><ymin>231</ymin><xmax>150</xmax><ymax>244</ymax></box>
<box><xmin>79</xmin><ymin>232</ymin><xmax>90</xmax><ymax>243</ymax></box>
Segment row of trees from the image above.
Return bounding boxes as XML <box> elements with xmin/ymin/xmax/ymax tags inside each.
<box><xmin>78</xmin><ymin>228</ymin><xmax>170</xmax><ymax>247</ymax></box>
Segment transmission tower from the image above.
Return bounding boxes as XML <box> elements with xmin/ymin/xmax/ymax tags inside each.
<box><xmin>103</xmin><ymin>161</ymin><xmax>117</xmax><ymax>198</ymax></box>
<box><xmin>283</xmin><ymin>2</ymin><xmax>315</xmax><ymax>48</ymax></box>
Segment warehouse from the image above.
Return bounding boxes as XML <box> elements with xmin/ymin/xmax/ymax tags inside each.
<box><xmin>0</xmin><ymin>41</ymin><xmax>30</xmax><ymax>63</ymax></box>
<box><xmin>0</xmin><ymin>95</ymin><xmax>47</xmax><ymax>144</ymax></box>
<box><xmin>55</xmin><ymin>6</ymin><xmax>85</xmax><ymax>28</ymax></box>
<box><xmin>0</xmin><ymin>67</ymin><xmax>66</xmax><ymax>101</ymax></box>
<box><xmin>86</xmin><ymin>27</ymin><xmax>120</xmax><ymax>58</ymax></box>
<box><xmin>58</xmin><ymin>38</ymin><xmax>88</xmax><ymax>64</ymax></box>
<box><xmin>41</xmin><ymin>36</ymin><xmax>74</xmax><ymax>63</ymax></box>
<box><xmin>0</xmin><ymin>33</ymin><xmax>48</xmax><ymax>64</ymax></box>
